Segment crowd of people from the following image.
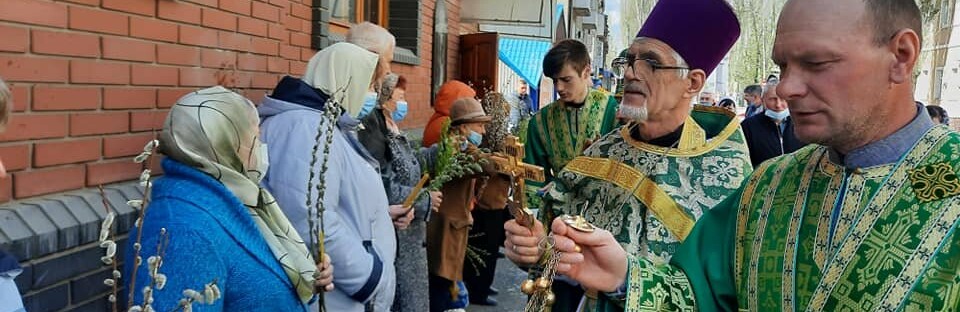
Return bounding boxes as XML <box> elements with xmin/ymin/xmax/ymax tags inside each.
<box><xmin>1</xmin><ymin>0</ymin><xmax>958</xmax><ymax>311</ymax></box>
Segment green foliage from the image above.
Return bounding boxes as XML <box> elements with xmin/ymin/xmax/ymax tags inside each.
<box><xmin>426</xmin><ymin>119</ymin><xmax>488</xmax><ymax>191</ymax></box>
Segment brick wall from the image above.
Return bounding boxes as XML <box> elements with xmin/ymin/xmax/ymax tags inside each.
<box><xmin>0</xmin><ymin>0</ymin><xmax>315</xmax><ymax>202</ymax></box>
<box><xmin>0</xmin><ymin>0</ymin><xmax>477</xmax><ymax>311</ymax></box>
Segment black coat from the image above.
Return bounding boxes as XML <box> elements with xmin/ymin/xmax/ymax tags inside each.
<box><xmin>741</xmin><ymin>114</ymin><xmax>807</xmax><ymax>167</ymax></box>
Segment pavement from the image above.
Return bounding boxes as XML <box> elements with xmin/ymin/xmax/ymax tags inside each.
<box><xmin>465</xmin><ymin>250</ymin><xmax>529</xmax><ymax>312</ymax></box>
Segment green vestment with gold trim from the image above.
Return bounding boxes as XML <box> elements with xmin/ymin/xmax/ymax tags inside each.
<box><xmin>523</xmin><ymin>89</ymin><xmax>620</xmax><ymax>209</ymax></box>
<box><xmin>622</xmin><ymin>126</ymin><xmax>960</xmax><ymax>312</ymax></box>
<box><xmin>542</xmin><ymin>106</ymin><xmax>753</xmax><ymax>311</ymax></box>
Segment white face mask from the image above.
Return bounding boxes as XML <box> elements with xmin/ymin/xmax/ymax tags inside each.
<box><xmin>764</xmin><ymin>108</ymin><xmax>790</xmax><ymax>121</ymax></box>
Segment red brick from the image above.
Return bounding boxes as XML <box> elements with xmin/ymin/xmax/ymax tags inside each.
<box><xmin>69</xmin><ymin>6</ymin><xmax>129</xmax><ymax>35</ymax></box>
<box><xmin>103</xmin><ymin>133</ymin><xmax>155</xmax><ymax>158</ymax></box>
<box><xmin>184</xmin><ymin>0</ymin><xmax>218</xmax><ymax>7</ymax></box>
<box><xmin>201</xmin><ymin>8</ymin><xmax>237</xmax><ymax>31</ymax></box>
<box><xmin>242</xmin><ymin>89</ymin><xmax>268</xmax><ymax>104</ymax></box>
<box><xmin>8</xmin><ymin>85</ymin><xmax>28</xmax><ymax>112</ymax></box>
<box><xmin>102</xmin><ymin>36</ymin><xmax>156</xmax><ymax>63</ymax></box>
<box><xmin>202</xmin><ymin>49</ymin><xmax>237</xmax><ymax>68</ymax></box>
<box><xmin>267</xmin><ymin>57</ymin><xmax>288</xmax><ymax>73</ymax></box>
<box><xmin>300</xmin><ymin>18</ymin><xmax>311</xmax><ymax>33</ymax></box>
<box><xmin>238</xmin><ymin>17</ymin><xmax>268</xmax><ymax>37</ymax></box>
<box><xmin>31</xmin><ymin>29</ymin><xmax>100</xmax><ymax>58</ymax></box>
<box><xmin>0</xmin><ymin>114</ymin><xmax>69</xmax><ymax>141</ymax></box>
<box><xmin>218</xmin><ymin>31</ymin><xmax>252</xmax><ymax>51</ymax></box>
<box><xmin>301</xmin><ymin>47</ymin><xmax>315</xmax><ymax>61</ymax></box>
<box><xmin>0</xmin><ymin>0</ymin><xmax>68</xmax><ymax>27</ymax></box>
<box><xmin>290</xmin><ymin>3</ymin><xmax>310</xmax><ymax>20</ymax></box>
<box><xmin>14</xmin><ymin>166</ymin><xmax>85</xmax><ymax>198</ymax></box>
<box><xmin>130</xmin><ymin>110</ymin><xmax>167</xmax><ymax>132</ymax></box>
<box><xmin>237</xmin><ymin>53</ymin><xmax>267</xmax><ymax>71</ymax></box>
<box><xmin>179</xmin><ymin>67</ymin><xmax>219</xmax><ymax>87</ymax></box>
<box><xmin>103</xmin><ymin>88</ymin><xmax>156</xmax><ymax>109</ymax></box>
<box><xmin>70</xmin><ymin>60</ymin><xmax>130</xmax><ymax>85</ymax></box>
<box><xmin>34</xmin><ymin>138</ymin><xmax>101</xmax><ymax>167</ymax></box>
<box><xmin>278</xmin><ymin>44</ymin><xmax>299</xmax><ymax>60</ymax></box>
<box><xmin>252</xmin><ymin>37</ymin><xmax>278</xmax><ymax>55</ymax></box>
<box><xmin>220</xmin><ymin>0</ymin><xmax>251</xmax><ymax>15</ymax></box>
<box><xmin>70</xmin><ymin>112</ymin><xmax>129</xmax><ymax>136</ymax></box>
<box><xmin>268</xmin><ymin>23</ymin><xmax>285</xmax><ymax>40</ymax></box>
<box><xmin>102</xmin><ymin>0</ymin><xmax>155</xmax><ymax>16</ymax></box>
<box><xmin>63</xmin><ymin>0</ymin><xmax>99</xmax><ymax>5</ymax></box>
<box><xmin>0</xmin><ymin>144</ymin><xmax>30</xmax><ymax>171</ymax></box>
<box><xmin>282</xmin><ymin>15</ymin><xmax>299</xmax><ymax>31</ymax></box>
<box><xmin>290</xmin><ymin>32</ymin><xmax>310</xmax><ymax>48</ymax></box>
<box><xmin>157</xmin><ymin>88</ymin><xmax>192</xmax><ymax>108</ymax></box>
<box><xmin>231</xmin><ymin>71</ymin><xmax>253</xmax><ymax>88</ymax></box>
<box><xmin>158</xmin><ymin>0</ymin><xmax>201</xmax><ymax>24</ymax></box>
<box><xmin>157</xmin><ymin>44</ymin><xmax>201</xmax><ymax>66</ymax></box>
<box><xmin>0</xmin><ymin>177</ymin><xmax>10</xmax><ymax>203</ymax></box>
<box><xmin>0</xmin><ymin>25</ymin><xmax>28</xmax><ymax>53</ymax></box>
<box><xmin>0</xmin><ymin>55</ymin><xmax>69</xmax><ymax>83</ymax></box>
<box><xmin>130</xmin><ymin>17</ymin><xmax>178</xmax><ymax>43</ymax></box>
<box><xmin>131</xmin><ymin>64</ymin><xmax>179</xmax><ymax>86</ymax></box>
<box><xmin>179</xmin><ymin>24</ymin><xmax>219</xmax><ymax>48</ymax></box>
<box><xmin>33</xmin><ymin>86</ymin><xmax>100</xmax><ymax>111</ymax></box>
<box><xmin>268</xmin><ymin>0</ymin><xmax>287</xmax><ymax>7</ymax></box>
<box><xmin>252</xmin><ymin>72</ymin><xmax>279</xmax><ymax>88</ymax></box>
<box><xmin>86</xmin><ymin>160</ymin><xmax>141</xmax><ymax>185</ymax></box>
<box><xmin>252</xmin><ymin>1</ymin><xmax>279</xmax><ymax>22</ymax></box>
<box><xmin>290</xmin><ymin>60</ymin><xmax>306</xmax><ymax>76</ymax></box>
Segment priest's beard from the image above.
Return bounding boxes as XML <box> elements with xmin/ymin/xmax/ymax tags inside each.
<box><xmin>619</xmin><ymin>102</ymin><xmax>648</xmax><ymax>123</ymax></box>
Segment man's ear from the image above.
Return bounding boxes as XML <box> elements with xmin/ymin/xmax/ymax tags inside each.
<box><xmin>685</xmin><ymin>70</ymin><xmax>707</xmax><ymax>98</ymax></box>
<box><xmin>888</xmin><ymin>28</ymin><xmax>920</xmax><ymax>84</ymax></box>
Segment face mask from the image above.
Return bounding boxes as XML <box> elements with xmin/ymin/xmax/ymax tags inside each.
<box><xmin>392</xmin><ymin>101</ymin><xmax>408</xmax><ymax>122</ymax></box>
<box><xmin>248</xmin><ymin>143</ymin><xmax>270</xmax><ymax>182</ymax></box>
<box><xmin>467</xmin><ymin>130</ymin><xmax>483</xmax><ymax>146</ymax></box>
<box><xmin>357</xmin><ymin>91</ymin><xmax>378</xmax><ymax>119</ymax></box>
<box><xmin>765</xmin><ymin>108</ymin><xmax>790</xmax><ymax>121</ymax></box>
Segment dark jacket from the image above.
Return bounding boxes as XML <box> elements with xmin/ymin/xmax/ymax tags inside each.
<box><xmin>358</xmin><ymin>108</ymin><xmax>391</xmax><ymax>169</ymax></box>
<box><xmin>741</xmin><ymin>114</ymin><xmax>807</xmax><ymax>167</ymax></box>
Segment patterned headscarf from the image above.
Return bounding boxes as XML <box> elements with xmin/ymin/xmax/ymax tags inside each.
<box><xmin>377</xmin><ymin>73</ymin><xmax>400</xmax><ymax>107</ymax></box>
<box><xmin>302</xmin><ymin>42</ymin><xmax>378</xmax><ymax>118</ymax></box>
<box><xmin>158</xmin><ymin>86</ymin><xmax>317</xmax><ymax>303</ymax></box>
<box><xmin>480</xmin><ymin>92</ymin><xmax>510</xmax><ymax>153</ymax></box>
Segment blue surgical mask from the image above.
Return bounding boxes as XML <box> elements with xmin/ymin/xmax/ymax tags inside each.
<box><xmin>765</xmin><ymin>108</ymin><xmax>790</xmax><ymax>121</ymax></box>
<box><xmin>357</xmin><ymin>91</ymin><xmax>378</xmax><ymax>118</ymax></box>
<box><xmin>392</xmin><ymin>101</ymin><xmax>408</xmax><ymax>122</ymax></box>
<box><xmin>467</xmin><ymin>131</ymin><xmax>483</xmax><ymax>146</ymax></box>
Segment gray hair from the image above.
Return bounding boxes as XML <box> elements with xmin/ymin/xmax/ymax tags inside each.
<box><xmin>0</xmin><ymin>77</ymin><xmax>10</xmax><ymax>129</ymax></box>
<box><xmin>346</xmin><ymin>22</ymin><xmax>396</xmax><ymax>56</ymax></box>
<box><xmin>762</xmin><ymin>81</ymin><xmax>779</xmax><ymax>97</ymax></box>
<box><xmin>633</xmin><ymin>37</ymin><xmax>689</xmax><ymax>78</ymax></box>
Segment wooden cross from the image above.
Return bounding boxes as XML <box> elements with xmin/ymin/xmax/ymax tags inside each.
<box><xmin>488</xmin><ymin>136</ymin><xmax>544</xmax><ymax>228</ymax></box>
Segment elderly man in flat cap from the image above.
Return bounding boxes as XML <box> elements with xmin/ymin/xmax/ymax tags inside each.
<box><xmin>504</xmin><ymin>0</ymin><xmax>751</xmax><ymax>310</ymax></box>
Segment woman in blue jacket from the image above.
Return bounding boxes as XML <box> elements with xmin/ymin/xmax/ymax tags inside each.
<box><xmin>124</xmin><ymin>87</ymin><xmax>332</xmax><ymax>311</ymax></box>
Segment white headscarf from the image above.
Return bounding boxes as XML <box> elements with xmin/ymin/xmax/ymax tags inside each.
<box><xmin>302</xmin><ymin>42</ymin><xmax>378</xmax><ymax>117</ymax></box>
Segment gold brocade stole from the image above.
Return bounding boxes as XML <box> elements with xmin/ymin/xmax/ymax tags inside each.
<box><xmin>562</xmin><ymin>116</ymin><xmax>711</xmax><ymax>241</ymax></box>
<box><xmin>736</xmin><ymin>126</ymin><xmax>960</xmax><ymax>312</ymax></box>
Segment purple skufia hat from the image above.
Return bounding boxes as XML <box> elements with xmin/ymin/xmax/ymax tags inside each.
<box><xmin>636</xmin><ymin>0</ymin><xmax>741</xmax><ymax>77</ymax></box>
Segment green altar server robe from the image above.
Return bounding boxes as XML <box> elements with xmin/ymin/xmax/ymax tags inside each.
<box><xmin>622</xmin><ymin>121</ymin><xmax>960</xmax><ymax>311</ymax></box>
<box><xmin>545</xmin><ymin>106</ymin><xmax>752</xmax><ymax>311</ymax></box>
<box><xmin>523</xmin><ymin>89</ymin><xmax>619</xmax><ymax>210</ymax></box>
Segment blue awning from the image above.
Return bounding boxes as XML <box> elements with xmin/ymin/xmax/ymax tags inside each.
<box><xmin>498</xmin><ymin>37</ymin><xmax>552</xmax><ymax>89</ymax></box>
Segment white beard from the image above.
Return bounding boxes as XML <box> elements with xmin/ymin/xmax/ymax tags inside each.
<box><xmin>619</xmin><ymin>103</ymin><xmax>648</xmax><ymax>123</ymax></box>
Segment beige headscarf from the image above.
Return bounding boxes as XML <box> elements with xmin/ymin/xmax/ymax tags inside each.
<box><xmin>302</xmin><ymin>42</ymin><xmax>379</xmax><ymax>118</ymax></box>
<box><xmin>158</xmin><ymin>86</ymin><xmax>317</xmax><ymax>303</ymax></box>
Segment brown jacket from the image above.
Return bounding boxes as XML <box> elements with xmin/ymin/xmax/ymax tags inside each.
<box><xmin>426</xmin><ymin>175</ymin><xmax>476</xmax><ymax>281</ymax></box>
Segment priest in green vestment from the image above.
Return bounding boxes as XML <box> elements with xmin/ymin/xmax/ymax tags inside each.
<box><xmin>505</xmin><ymin>1</ymin><xmax>749</xmax><ymax>310</ymax></box>
<box><xmin>523</xmin><ymin>39</ymin><xmax>620</xmax><ymax>211</ymax></box>
<box><xmin>548</xmin><ymin>1</ymin><xmax>960</xmax><ymax>311</ymax></box>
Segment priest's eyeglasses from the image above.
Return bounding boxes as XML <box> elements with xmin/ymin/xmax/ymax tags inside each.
<box><xmin>612</xmin><ymin>56</ymin><xmax>690</xmax><ymax>79</ymax></box>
